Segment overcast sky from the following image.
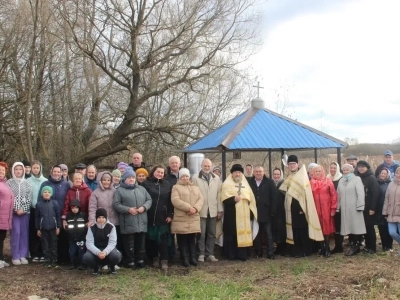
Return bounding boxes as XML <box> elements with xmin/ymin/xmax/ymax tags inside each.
<box><xmin>250</xmin><ymin>0</ymin><xmax>400</xmax><ymax>143</ymax></box>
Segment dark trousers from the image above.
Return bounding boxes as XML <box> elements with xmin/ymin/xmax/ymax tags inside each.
<box><xmin>363</xmin><ymin>213</ymin><xmax>376</xmax><ymax>251</ymax></box>
<box><xmin>123</xmin><ymin>232</ymin><xmax>146</xmax><ymax>264</ymax></box>
<box><xmin>348</xmin><ymin>234</ymin><xmax>362</xmax><ymax>245</ymax></box>
<box><xmin>115</xmin><ymin>225</ymin><xmax>124</xmax><ymax>256</ymax></box>
<box><xmin>0</xmin><ymin>230</ymin><xmax>6</xmax><ymax>260</ymax></box>
<box><xmin>147</xmin><ymin>233</ymin><xmax>169</xmax><ymax>260</ymax></box>
<box><xmin>29</xmin><ymin>208</ymin><xmax>43</xmax><ymax>258</ymax></box>
<box><xmin>82</xmin><ymin>248</ymin><xmax>122</xmax><ymax>268</ymax></box>
<box><xmin>254</xmin><ymin>222</ymin><xmax>274</xmax><ymax>256</ymax></box>
<box><xmin>378</xmin><ymin>224</ymin><xmax>393</xmax><ymax>250</ymax></box>
<box><xmin>57</xmin><ymin>228</ymin><xmax>70</xmax><ymax>264</ymax></box>
<box><xmin>40</xmin><ymin>229</ymin><xmax>57</xmax><ymax>263</ymax></box>
<box><xmin>168</xmin><ymin>233</ymin><xmax>176</xmax><ymax>259</ymax></box>
<box><xmin>69</xmin><ymin>240</ymin><xmax>86</xmax><ymax>264</ymax></box>
<box><xmin>177</xmin><ymin>234</ymin><xmax>196</xmax><ymax>257</ymax></box>
<box><xmin>292</xmin><ymin>228</ymin><xmax>312</xmax><ymax>257</ymax></box>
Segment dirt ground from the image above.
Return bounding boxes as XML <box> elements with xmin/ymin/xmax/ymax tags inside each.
<box><xmin>1</xmin><ymin>234</ymin><xmax>400</xmax><ymax>300</ymax></box>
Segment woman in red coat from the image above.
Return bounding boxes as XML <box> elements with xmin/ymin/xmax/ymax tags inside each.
<box><xmin>310</xmin><ymin>165</ymin><xmax>337</xmax><ymax>257</ymax></box>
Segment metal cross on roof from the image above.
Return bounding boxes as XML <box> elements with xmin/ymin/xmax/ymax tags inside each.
<box><xmin>253</xmin><ymin>81</ymin><xmax>264</xmax><ymax>98</ymax></box>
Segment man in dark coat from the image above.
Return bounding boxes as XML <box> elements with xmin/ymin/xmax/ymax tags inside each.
<box><xmin>249</xmin><ymin>165</ymin><xmax>278</xmax><ymax>259</ymax></box>
<box><xmin>357</xmin><ymin>160</ymin><xmax>379</xmax><ymax>254</ymax></box>
<box><xmin>128</xmin><ymin>153</ymin><xmax>146</xmax><ymax>171</ymax></box>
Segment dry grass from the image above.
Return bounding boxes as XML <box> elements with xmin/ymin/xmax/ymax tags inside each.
<box><xmin>1</xmin><ymin>244</ymin><xmax>400</xmax><ymax>300</ymax></box>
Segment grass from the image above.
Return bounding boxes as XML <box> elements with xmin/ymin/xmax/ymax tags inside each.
<box><xmin>1</xmin><ymin>248</ymin><xmax>400</xmax><ymax>299</ymax></box>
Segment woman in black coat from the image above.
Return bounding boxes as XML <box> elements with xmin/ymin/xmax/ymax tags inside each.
<box><xmin>141</xmin><ymin>165</ymin><xmax>173</xmax><ymax>271</ymax></box>
<box><xmin>271</xmin><ymin>168</ymin><xmax>286</xmax><ymax>256</ymax></box>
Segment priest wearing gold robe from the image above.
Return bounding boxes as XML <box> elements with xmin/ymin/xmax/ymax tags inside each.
<box><xmin>221</xmin><ymin>164</ymin><xmax>258</xmax><ymax>261</ymax></box>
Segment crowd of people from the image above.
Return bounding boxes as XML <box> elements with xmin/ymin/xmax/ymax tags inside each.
<box><xmin>0</xmin><ymin>150</ymin><xmax>400</xmax><ymax>276</ymax></box>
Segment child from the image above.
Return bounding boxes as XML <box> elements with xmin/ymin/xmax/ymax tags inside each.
<box><xmin>65</xmin><ymin>199</ymin><xmax>87</xmax><ymax>270</ymax></box>
<box><xmin>7</xmin><ymin>162</ymin><xmax>33</xmax><ymax>265</ymax></box>
<box><xmin>82</xmin><ymin>208</ymin><xmax>122</xmax><ymax>275</ymax></box>
<box><xmin>35</xmin><ymin>186</ymin><xmax>61</xmax><ymax>267</ymax></box>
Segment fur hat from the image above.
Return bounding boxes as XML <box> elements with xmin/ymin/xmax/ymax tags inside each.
<box><xmin>179</xmin><ymin>168</ymin><xmax>190</xmax><ymax>178</ymax></box>
<box><xmin>230</xmin><ymin>164</ymin><xmax>244</xmax><ymax>174</ymax></box>
<box><xmin>287</xmin><ymin>155</ymin><xmax>298</xmax><ymax>164</ymax></box>
<box><xmin>96</xmin><ymin>208</ymin><xmax>107</xmax><ymax>220</ymax></box>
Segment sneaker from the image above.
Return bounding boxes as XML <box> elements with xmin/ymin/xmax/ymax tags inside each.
<box><xmin>12</xmin><ymin>259</ymin><xmax>21</xmax><ymax>265</ymax></box>
<box><xmin>108</xmin><ymin>265</ymin><xmax>117</xmax><ymax>275</ymax></box>
<box><xmin>0</xmin><ymin>260</ymin><xmax>9</xmax><ymax>267</ymax></box>
<box><xmin>115</xmin><ymin>265</ymin><xmax>120</xmax><ymax>270</ymax></box>
<box><xmin>45</xmin><ymin>262</ymin><xmax>53</xmax><ymax>268</ymax></box>
<box><xmin>198</xmin><ymin>255</ymin><xmax>205</xmax><ymax>262</ymax></box>
<box><xmin>20</xmin><ymin>258</ymin><xmax>29</xmax><ymax>265</ymax></box>
<box><xmin>39</xmin><ymin>257</ymin><xmax>46</xmax><ymax>262</ymax></box>
<box><xmin>32</xmin><ymin>257</ymin><xmax>40</xmax><ymax>263</ymax></box>
<box><xmin>205</xmin><ymin>255</ymin><xmax>218</xmax><ymax>262</ymax></box>
<box><xmin>389</xmin><ymin>248</ymin><xmax>394</xmax><ymax>253</ymax></box>
<box><xmin>102</xmin><ymin>265</ymin><xmax>108</xmax><ymax>270</ymax></box>
<box><xmin>92</xmin><ymin>266</ymin><xmax>99</xmax><ymax>276</ymax></box>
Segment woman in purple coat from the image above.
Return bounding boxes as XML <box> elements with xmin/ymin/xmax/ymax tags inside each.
<box><xmin>0</xmin><ymin>162</ymin><xmax>14</xmax><ymax>267</ymax></box>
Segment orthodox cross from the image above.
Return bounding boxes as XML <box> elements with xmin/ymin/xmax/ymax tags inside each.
<box><xmin>253</xmin><ymin>81</ymin><xmax>264</xmax><ymax>98</ymax></box>
<box><xmin>235</xmin><ymin>182</ymin><xmax>245</xmax><ymax>195</ymax></box>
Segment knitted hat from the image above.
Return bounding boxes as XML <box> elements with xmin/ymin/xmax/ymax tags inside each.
<box><xmin>41</xmin><ymin>186</ymin><xmax>53</xmax><ymax>196</ymax></box>
<box><xmin>96</xmin><ymin>208</ymin><xmax>107</xmax><ymax>220</ymax></box>
<box><xmin>122</xmin><ymin>167</ymin><xmax>136</xmax><ymax>182</ymax></box>
<box><xmin>69</xmin><ymin>199</ymin><xmax>81</xmax><ymax>208</ymax></box>
<box><xmin>230</xmin><ymin>164</ymin><xmax>244</xmax><ymax>174</ymax></box>
<box><xmin>22</xmin><ymin>159</ymin><xmax>31</xmax><ymax>167</ymax></box>
<box><xmin>287</xmin><ymin>155</ymin><xmax>298</xmax><ymax>164</ymax></box>
<box><xmin>136</xmin><ymin>168</ymin><xmax>148</xmax><ymax>177</ymax></box>
<box><xmin>357</xmin><ymin>160</ymin><xmax>371</xmax><ymax>169</ymax></box>
<box><xmin>179</xmin><ymin>168</ymin><xmax>190</xmax><ymax>178</ymax></box>
<box><xmin>117</xmin><ymin>162</ymin><xmax>129</xmax><ymax>169</ymax></box>
<box><xmin>342</xmin><ymin>163</ymin><xmax>354</xmax><ymax>172</ymax></box>
<box><xmin>59</xmin><ymin>164</ymin><xmax>68</xmax><ymax>171</ymax></box>
<box><xmin>112</xmin><ymin>169</ymin><xmax>121</xmax><ymax>177</ymax></box>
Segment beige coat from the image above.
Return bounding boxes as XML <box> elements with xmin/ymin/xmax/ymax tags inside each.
<box><xmin>191</xmin><ymin>172</ymin><xmax>222</xmax><ymax>218</ymax></box>
<box><xmin>383</xmin><ymin>180</ymin><xmax>400</xmax><ymax>223</ymax></box>
<box><xmin>171</xmin><ymin>180</ymin><xmax>204</xmax><ymax>234</ymax></box>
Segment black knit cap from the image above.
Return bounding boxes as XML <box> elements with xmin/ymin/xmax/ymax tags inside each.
<box><xmin>22</xmin><ymin>159</ymin><xmax>31</xmax><ymax>167</ymax></box>
<box><xmin>230</xmin><ymin>164</ymin><xmax>244</xmax><ymax>174</ymax></box>
<box><xmin>357</xmin><ymin>160</ymin><xmax>370</xmax><ymax>169</ymax></box>
<box><xmin>69</xmin><ymin>199</ymin><xmax>81</xmax><ymax>208</ymax></box>
<box><xmin>287</xmin><ymin>155</ymin><xmax>298</xmax><ymax>164</ymax></box>
<box><xmin>96</xmin><ymin>208</ymin><xmax>107</xmax><ymax>220</ymax></box>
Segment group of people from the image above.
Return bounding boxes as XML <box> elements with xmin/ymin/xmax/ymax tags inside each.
<box><xmin>1</xmin><ymin>150</ymin><xmax>400</xmax><ymax>276</ymax></box>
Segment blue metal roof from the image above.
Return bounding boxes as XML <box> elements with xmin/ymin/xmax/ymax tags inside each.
<box><xmin>185</xmin><ymin>107</ymin><xmax>347</xmax><ymax>151</ymax></box>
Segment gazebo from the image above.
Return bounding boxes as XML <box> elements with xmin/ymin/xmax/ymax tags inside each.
<box><xmin>181</xmin><ymin>97</ymin><xmax>348</xmax><ymax>179</ymax></box>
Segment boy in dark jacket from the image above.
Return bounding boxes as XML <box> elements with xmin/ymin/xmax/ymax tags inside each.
<box><xmin>35</xmin><ymin>186</ymin><xmax>61</xmax><ymax>267</ymax></box>
<box><xmin>65</xmin><ymin>199</ymin><xmax>88</xmax><ymax>270</ymax></box>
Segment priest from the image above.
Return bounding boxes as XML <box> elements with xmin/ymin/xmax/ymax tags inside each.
<box><xmin>221</xmin><ymin>164</ymin><xmax>258</xmax><ymax>261</ymax></box>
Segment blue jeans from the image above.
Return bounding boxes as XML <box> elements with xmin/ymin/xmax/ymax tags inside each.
<box><xmin>388</xmin><ymin>222</ymin><xmax>400</xmax><ymax>245</ymax></box>
<box><xmin>69</xmin><ymin>240</ymin><xmax>86</xmax><ymax>264</ymax></box>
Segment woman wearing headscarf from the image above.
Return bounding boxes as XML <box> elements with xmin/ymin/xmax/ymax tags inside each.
<box><xmin>310</xmin><ymin>165</ymin><xmax>337</xmax><ymax>257</ymax></box>
<box><xmin>271</xmin><ymin>168</ymin><xmax>286</xmax><ymax>256</ymax></box>
<box><xmin>0</xmin><ymin>162</ymin><xmax>14</xmax><ymax>267</ymax></box>
<box><xmin>327</xmin><ymin>162</ymin><xmax>343</xmax><ymax>254</ymax></box>
<box><xmin>383</xmin><ymin>167</ymin><xmax>400</xmax><ymax>255</ymax></box>
<box><xmin>337</xmin><ymin>164</ymin><xmax>366</xmax><ymax>256</ymax></box>
<box><xmin>376</xmin><ymin>168</ymin><xmax>393</xmax><ymax>251</ymax></box>
<box><xmin>7</xmin><ymin>162</ymin><xmax>33</xmax><ymax>265</ymax></box>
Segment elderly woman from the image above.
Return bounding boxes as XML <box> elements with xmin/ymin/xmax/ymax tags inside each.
<box><xmin>327</xmin><ymin>162</ymin><xmax>343</xmax><ymax>254</ymax></box>
<box><xmin>272</xmin><ymin>168</ymin><xmax>286</xmax><ymax>256</ymax></box>
<box><xmin>171</xmin><ymin>168</ymin><xmax>203</xmax><ymax>267</ymax></box>
<box><xmin>0</xmin><ymin>162</ymin><xmax>14</xmax><ymax>267</ymax></box>
<box><xmin>376</xmin><ymin>168</ymin><xmax>393</xmax><ymax>251</ymax></box>
<box><xmin>337</xmin><ymin>164</ymin><xmax>365</xmax><ymax>256</ymax></box>
<box><xmin>135</xmin><ymin>168</ymin><xmax>148</xmax><ymax>185</ymax></box>
<box><xmin>141</xmin><ymin>165</ymin><xmax>173</xmax><ymax>271</ymax></box>
<box><xmin>113</xmin><ymin>167</ymin><xmax>152</xmax><ymax>269</ymax></box>
<box><xmin>310</xmin><ymin>165</ymin><xmax>337</xmax><ymax>257</ymax></box>
<box><xmin>383</xmin><ymin>167</ymin><xmax>400</xmax><ymax>255</ymax></box>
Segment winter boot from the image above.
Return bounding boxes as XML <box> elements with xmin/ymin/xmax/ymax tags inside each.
<box><xmin>152</xmin><ymin>257</ymin><xmax>159</xmax><ymax>268</ymax></box>
<box><xmin>178</xmin><ymin>242</ymin><xmax>190</xmax><ymax>267</ymax></box>
<box><xmin>323</xmin><ymin>235</ymin><xmax>331</xmax><ymax>258</ymax></box>
<box><xmin>331</xmin><ymin>234</ymin><xmax>344</xmax><ymax>254</ymax></box>
<box><xmin>188</xmin><ymin>242</ymin><xmax>198</xmax><ymax>267</ymax></box>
